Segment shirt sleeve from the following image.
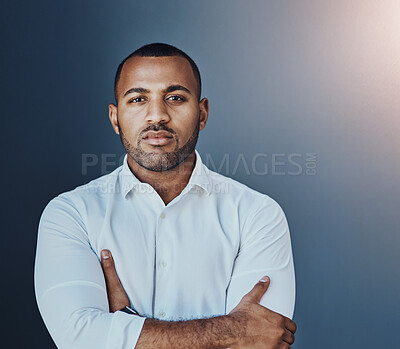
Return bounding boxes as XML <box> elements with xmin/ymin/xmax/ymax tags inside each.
<box><xmin>34</xmin><ymin>194</ymin><xmax>146</xmax><ymax>349</ymax></box>
<box><xmin>225</xmin><ymin>198</ymin><xmax>296</xmax><ymax>319</ymax></box>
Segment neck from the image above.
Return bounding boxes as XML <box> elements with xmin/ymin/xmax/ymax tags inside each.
<box><xmin>126</xmin><ymin>151</ymin><xmax>197</xmax><ymax>205</ymax></box>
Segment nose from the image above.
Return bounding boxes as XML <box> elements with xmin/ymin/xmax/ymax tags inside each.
<box><xmin>145</xmin><ymin>98</ymin><xmax>171</xmax><ymax>125</ymax></box>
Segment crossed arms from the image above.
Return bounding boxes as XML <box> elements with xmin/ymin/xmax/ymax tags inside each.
<box><xmin>34</xmin><ymin>195</ymin><xmax>296</xmax><ymax>348</ymax></box>
<box><xmin>101</xmin><ymin>249</ymin><xmax>296</xmax><ymax>348</ymax></box>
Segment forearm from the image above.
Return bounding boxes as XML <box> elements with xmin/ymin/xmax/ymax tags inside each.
<box><xmin>136</xmin><ymin>314</ymin><xmax>244</xmax><ymax>349</ymax></box>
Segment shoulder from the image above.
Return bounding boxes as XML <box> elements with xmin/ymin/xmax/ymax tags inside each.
<box><xmin>204</xmin><ymin>165</ymin><xmax>287</xmax><ymax>232</ymax></box>
<box><xmin>40</xmin><ymin>165</ymin><xmax>123</xmax><ymax>220</ymax></box>
<box><xmin>206</xmin><ymin>165</ymin><xmax>283</xmax><ymax>212</ymax></box>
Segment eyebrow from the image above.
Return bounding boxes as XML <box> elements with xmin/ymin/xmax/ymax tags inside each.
<box><xmin>123</xmin><ymin>84</ymin><xmax>192</xmax><ymax>97</ymax></box>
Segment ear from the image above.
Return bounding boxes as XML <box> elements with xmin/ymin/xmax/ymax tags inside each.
<box><xmin>108</xmin><ymin>103</ymin><xmax>119</xmax><ymax>135</ymax></box>
<box><xmin>198</xmin><ymin>97</ymin><xmax>209</xmax><ymax>131</ymax></box>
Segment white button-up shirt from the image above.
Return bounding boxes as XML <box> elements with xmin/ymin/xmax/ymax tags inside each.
<box><xmin>34</xmin><ymin>149</ymin><xmax>295</xmax><ymax>349</ymax></box>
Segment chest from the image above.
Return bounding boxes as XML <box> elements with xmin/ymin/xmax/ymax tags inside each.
<box><xmin>88</xmin><ymin>192</ymin><xmax>241</xmax><ymax>318</ymax></box>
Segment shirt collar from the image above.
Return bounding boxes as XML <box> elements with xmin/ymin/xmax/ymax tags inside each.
<box><xmin>119</xmin><ymin>149</ymin><xmax>211</xmax><ymax>199</ymax></box>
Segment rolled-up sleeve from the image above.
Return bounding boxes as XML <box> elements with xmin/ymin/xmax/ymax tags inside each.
<box><xmin>226</xmin><ymin>198</ymin><xmax>296</xmax><ymax>319</ymax></box>
<box><xmin>34</xmin><ymin>195</ymin><xmax>146</xmax><ymax>349</ymax></box>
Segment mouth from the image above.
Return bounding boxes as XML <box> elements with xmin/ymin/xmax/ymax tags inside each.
<box><xmin>142</xmin><ymin>131</ymin><xmax>174</xmax><ymax>146</ymax></box>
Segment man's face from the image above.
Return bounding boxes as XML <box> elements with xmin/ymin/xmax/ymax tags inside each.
<box><xmin>109</xmin><ymin>56</ymin><xmax>208</xmax><ymax>171</ymax></box>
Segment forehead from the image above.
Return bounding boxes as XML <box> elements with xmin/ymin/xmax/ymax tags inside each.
<box><xmin>119</xmin><ymin>56</ymin><xmax>197</xmax><ymax>93</ymax></box>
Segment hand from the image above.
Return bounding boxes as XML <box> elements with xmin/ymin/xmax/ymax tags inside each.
<box><xmin>100</xmin><ymin>249</ymin><xmax>130</xmax><ymax>313</ymax></box>
<box><xmin>228</xmin><ymin>276</ymin><xmax>297</xmax><ymax>348</ymax></box>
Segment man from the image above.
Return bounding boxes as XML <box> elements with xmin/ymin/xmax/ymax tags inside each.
<box><xmin>34</xmin><ymin>43</ymin><xmax>296</xmax><ymax>348</ymax></box>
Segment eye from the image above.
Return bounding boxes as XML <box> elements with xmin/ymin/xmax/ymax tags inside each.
<box><xmin>128</xmin><ymin>97</ymin><xmax>145</xmax><ymax>103</ymax></box>
<box><xmin>167</xmin><ymin>95</ymin><xmax>185</xmax><ymax>102</ymax></box>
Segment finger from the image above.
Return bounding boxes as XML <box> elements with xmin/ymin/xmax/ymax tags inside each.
<box><xmin>285</xmin><ymin>318</ymin><xmax>297</xmax><ymax>334</ymax></box>
<box><xmin>101</xmin><ymin>249</ymin><xmax>113</xmax><ymax>268</ymax></box>
<box><xmin>101</xmin><ymin>250</ymin><xmax>125</xmax><ymax>294</ymax></box>
<box><xmin>101</xmin><ymin>249</ymin><xmax>129</xmax><ymax>311</ymax></box>
<box><xmin>279</xmin><ymin>343</ymin><xmax>290</xmax><ymax>349</ymax></box>
<box><xmin>282</xmin><ymin>329</ymin><xmax>295</xmax><ymax>345</ymax></box>
<box><xmin>244</xmin><ymin>276</ymin><xmax>270</xmax><ymax>304</ymax></box>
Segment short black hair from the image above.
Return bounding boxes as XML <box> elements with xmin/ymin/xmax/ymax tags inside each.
<box><xmin>114</xmin><ymin>43</ymin><xmax>202</xmax><ymax>104</ymax></box>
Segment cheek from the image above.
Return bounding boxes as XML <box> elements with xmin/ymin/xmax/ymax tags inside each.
<box><xmin>174</xmin><ymin>118</ymin><xmax>199</xmax><ymax>142</ymax></box>
<box><xmin>175</xmin><ymin>106</ymin><xmax>200</xmax><ymax>128</ymax></box>
<box><xmin>119</xmin><ymin>125</ymin><xmax>142</xmax><ymax>145</ymax></box>
<box><xmin>118</xmin><ymin>116</ymin><xmax>143</xmax><ymax>138</ymax></box>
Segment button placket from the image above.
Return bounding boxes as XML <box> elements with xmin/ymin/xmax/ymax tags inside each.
<box><xmin>159</xmin><ymin>260</ymin><xmax>167</xmax><ymax>267</ymax></box>
<box><xmin>154</xmin><ymin>209</ymin><xmax>169</xmax><ymax>318</ymax></box>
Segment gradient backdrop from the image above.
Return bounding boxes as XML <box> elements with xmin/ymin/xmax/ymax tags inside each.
<box><xmin>1</xmin><ymin>0</ymin><xmax>399</xmax><ymax>348</ymax></box>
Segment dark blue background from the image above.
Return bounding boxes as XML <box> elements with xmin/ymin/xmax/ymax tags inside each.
<box><xmin>1</xmin><ymin>0</ymin><xmax>399</xmax><ymax>348</ymax></box>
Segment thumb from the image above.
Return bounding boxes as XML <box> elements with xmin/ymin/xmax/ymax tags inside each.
<box><xmin>245</xmin><ymin>276</ymin><xmax>270</xmax><ymax>304</ymax></box>
<box><xmin>101</xmin><ymin>249</ymin><xmax>124</xmax><ymax>293</ymax></box>
<box><xmin>100</xmin><ymin>249</ymin><xmax>130</xmax><ymax>312</ymax></box>
<box><xmin>101</xmin><ymin>250</ymin><xmax>115</xmax><ymax>275</ymax></box>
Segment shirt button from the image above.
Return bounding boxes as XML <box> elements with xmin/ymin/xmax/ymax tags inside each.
<box><xmin>159</xmin><ymin>261</ymin><xmax>167</xmax><ymax>267</ymax></box>
<box><xmin>158</xmin><ymin>311</ymin><xmax>166</xmax><ymax>318</ymax></box>
<box><xmin>160</xmin><ymin>213</ymin><xmax>166</xmax><ymax>219</ymax></box>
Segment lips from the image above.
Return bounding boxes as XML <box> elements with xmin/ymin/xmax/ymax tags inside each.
<box><xmin>143</xmin><ymin>131</ymin><xmax>173</xmax><ymax>139</ymax></box>
<box><xmin>142</xmin><ymin>130</ymin><xmax>174</xmax><ymax>146</ymax></box>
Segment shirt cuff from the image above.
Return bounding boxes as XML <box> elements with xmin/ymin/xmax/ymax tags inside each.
<box><xmin>105</xmin><ymin>311</ymin><xmax>147</xmax><ymax>349</ymax></box>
